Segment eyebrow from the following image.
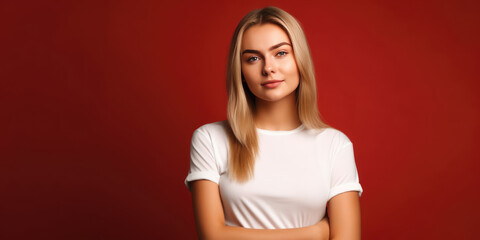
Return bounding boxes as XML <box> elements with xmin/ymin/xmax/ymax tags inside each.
<box><xmin>241</xmin><ymin>42</ymin><xmax>291</xmax><ymax>55</ymax></box>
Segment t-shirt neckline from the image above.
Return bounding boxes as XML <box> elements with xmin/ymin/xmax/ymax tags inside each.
<box><xmin>256</xmin><ymin>124</ymin><xmax>305</xmax><ymax>136</ymax></box>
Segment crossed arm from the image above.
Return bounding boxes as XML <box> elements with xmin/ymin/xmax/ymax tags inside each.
<box><xmin>190</xmin><ymin>180</ymin><xmax>361</xmax><ymax>240</ymax></box>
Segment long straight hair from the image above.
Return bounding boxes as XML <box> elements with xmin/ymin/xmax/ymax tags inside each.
<box><xmin>226</xmin><ymin>6</ymin><xmax>330</xmax><ymax>183</ymax></box>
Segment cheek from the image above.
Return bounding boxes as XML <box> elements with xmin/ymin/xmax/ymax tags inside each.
<box><xmin>241</xmin><ymin>65</ymin><xmax>260</xmax><ymax>82</ymax></box>
<box><xmin>284</xmin><ymin>60</ymin><xmax>299</xmax><ymax>78</ymax></box>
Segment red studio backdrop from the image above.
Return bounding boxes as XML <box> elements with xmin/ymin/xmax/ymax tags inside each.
<box><xmin>1</xmin><ymin>0</ymin><xmax>479</xmax><ymax>239</ymax></box>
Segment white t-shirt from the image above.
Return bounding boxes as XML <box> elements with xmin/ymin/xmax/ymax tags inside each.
<box><xmin>184</xmin><ymin>120</ymin><xmax>363</xmax><ymax>229</ymax></box>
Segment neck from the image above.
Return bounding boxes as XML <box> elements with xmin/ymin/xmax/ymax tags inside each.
<box><xmin>254</xmin><ymin>91</ymin><xmax>301</xmax><ymax>131</ymax></box>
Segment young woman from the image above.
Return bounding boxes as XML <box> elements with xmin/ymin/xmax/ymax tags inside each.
<box><xmin>184</xmin><ymin>6</ymin><xmax>363</xmax><ymax>240</ymax></box>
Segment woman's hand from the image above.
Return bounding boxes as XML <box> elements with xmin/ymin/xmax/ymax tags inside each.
<box><xmin>310</xmin><ymin>216</ymin><xmax>330</xmax><ymax>240</ymax></box>
<box><xmin>191</xmin><ymin>179</ymin><xmax>331</xmax><ymax>240</ymax></box>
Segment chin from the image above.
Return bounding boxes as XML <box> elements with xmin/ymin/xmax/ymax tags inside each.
<box><xmin>258</xmin><ymin>95</ymin><xmax>287</xmax><ymax>102</ymax></box>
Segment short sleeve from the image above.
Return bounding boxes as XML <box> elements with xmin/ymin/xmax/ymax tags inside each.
<box><xmin>184</xmin><ymin>128</ymin><xmax>221</xmax><ymax>191</ymax></box>
<box><xmin>328</xmin><ymin>142</ymin><xmax>363</xmax><ymax>200</ymax></box>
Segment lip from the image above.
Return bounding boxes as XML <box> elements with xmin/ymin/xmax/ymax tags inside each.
<box><xmin>262</xmin><ymin>80</ymin><xmax>283</xmax><ymax>85</ymax></box>
<box><xmin>262</xmin><ymin>80</ymin><xmax>284</xmax><ymax>89</ymax></box>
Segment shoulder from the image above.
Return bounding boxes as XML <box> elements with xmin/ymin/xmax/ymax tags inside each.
<box><xmin>191</xmin><ymin>120</ymin><xmax>229</xmax><ymax>144</ymax></box>
<box><xmin>306</xmin><ymin>127</ymin><xmax>353</xmax><ymax>147</ymax></box>
<box><xmin>329</xmin><ymin>127</ymin><xmax>353</xmax><ymax>146</ymax></box>
<box><xmin>193</xmin><ymin>120</ymin><xmax>228</xmax><ymax>136</ymax></box>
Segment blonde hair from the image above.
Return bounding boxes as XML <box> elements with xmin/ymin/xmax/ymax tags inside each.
<box><xmin>226</xmin><ymin>6</ymin><xmax>330</xmax><ymax>182</ymax></box>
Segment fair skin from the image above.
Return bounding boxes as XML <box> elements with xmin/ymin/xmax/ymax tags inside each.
<box><xmin>240</xmin><ymin>23</ymin><xmax>301</xmax><ymax>131</ymax></box>
<box><xmin>191</xmin><ymin>23</ymin><xmax>361</xmax><ymax>240</ymax></box>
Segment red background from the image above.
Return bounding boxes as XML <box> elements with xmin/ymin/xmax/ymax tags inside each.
<box><xmin>2</xmin><ymin>0</ymin><xmax>479</xmax><ymax>239</ymax></box>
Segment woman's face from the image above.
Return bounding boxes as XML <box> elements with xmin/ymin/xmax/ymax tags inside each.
<box><xmin>241</xmin><ymin>23</ymin><xmax>299</xmax><ymax>103</ymax></box>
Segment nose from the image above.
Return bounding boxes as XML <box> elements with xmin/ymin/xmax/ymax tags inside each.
<box><xmin>262</xmin><ymin>57</ymin><xmax>276</xmax><ymax>76</ymax></box>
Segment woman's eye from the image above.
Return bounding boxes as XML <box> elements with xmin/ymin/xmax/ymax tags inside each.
<box><xmin>247</xmin><ymin>56</ymin><xmax>259</xmax><ymax>62</ymax></box>
<box><xmin>277</xmin><ymin>51</ymin><xmax>287</xmax><ymax>56</ymax></box>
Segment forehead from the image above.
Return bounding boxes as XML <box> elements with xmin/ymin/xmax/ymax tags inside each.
<box><xmin>241</xmin><ymin>23</ymin><xmax>291</xmax><ymax>50</ymax></box>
